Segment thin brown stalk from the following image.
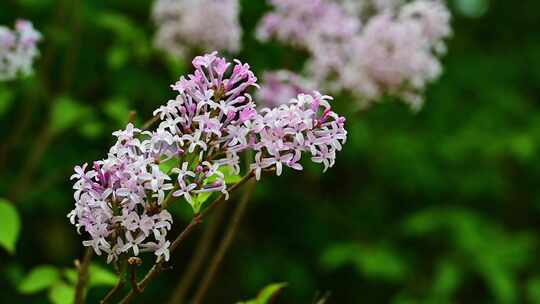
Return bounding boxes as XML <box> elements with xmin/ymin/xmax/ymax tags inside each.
<box><xmin>100</xmin><ymin>279</ymin><xmax>125</xmax><ymax>304</ymax></box>
<box><xmin>191</xmin><ymin>179</ymin><xmax>256</xmax><ymax>304</ymax></box>
<box><xmin>142</xmin><ymin>115</ymin><xmax>159</xmax><ymax>131</ymax></box>
<box><xmin>128</xmin><ymin>257</ymin><xmax>143</xmax><ymax>294</ymax></box>
<box><xmin>166</xmin><ymin>203</ymin><xmax>227</xmax><ymax>304</ymax></box>
<box><xmin>74</xmin><ymin>248</ymin><xmax>93</xmax><ymax>304</ymax></box>
<box><xmin>100</xmin><ymin>260</ymin><xmax>127</xmax><ymax>304</ymax></box>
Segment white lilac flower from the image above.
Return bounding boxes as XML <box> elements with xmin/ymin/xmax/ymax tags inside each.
<box><xmin>0</xmin><ymin>20</ymin><xmax>41</xmax><ymax>81</ymax></box>
<box><xmin>69</xmin><ymin>52</ymin><xmax>347</xmax><ymax>263</ymax></box>
<box><xmin>152</xmin><ymin>0</ymin><xmax>241</xmax><ymax>58</ymax></box>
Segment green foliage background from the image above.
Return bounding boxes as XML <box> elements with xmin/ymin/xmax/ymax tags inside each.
<box><xmin>1</xmin><ymin>0</ymin><xmax>539</xmax><ymax>303</ymax></box>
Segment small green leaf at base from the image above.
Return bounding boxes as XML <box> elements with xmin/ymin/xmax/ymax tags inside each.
<box><xmin>63</xmin><ymin>263</ymin><xmax>117</xmax><ymax>290</ymax></box>
<box><xmin>88</xmin><ymin>264</ymin><xmax>117</xmax><ymax>287</ymax></box>
<box><xmin>0</xmin><ymin>199</ymin><xmax>20</xmax><ymax>254</ymax></box>
<box><xmin>18</xmin><ymin>265</ymin><xmax>60</xmax><ymax>294</ymax></box>
<box><xmin>48</xmin><ymin>282</ymin><xmax>75</xmax><ymax>304</ymax></box>
<box><xmin>237</xmin><ymin>282</ymin><xmax>288</xmax><ymax>304</ymax></box>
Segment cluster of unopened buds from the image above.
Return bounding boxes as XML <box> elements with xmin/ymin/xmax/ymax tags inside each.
<box><xmin>0</xmin><ymin>19</ymin><xmax>41</xmax><ymax>81</ymax></box>
<box><xmin>257</xmin><ymin>0</ymin><xmax>452</xmax><ymax>110</ymax></box>
<box><xmin>68</xmin><ymin>52</ymin><xmax>347</xmax><ymax>263</ymax></box>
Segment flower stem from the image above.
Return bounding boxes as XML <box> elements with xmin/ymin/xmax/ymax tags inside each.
<box><xmin>142</xmin><ymin>115</ymin><xmax>160</xmax><ymax>131</ymax></box>
<box><xmin>166</xmin><ymin>203</ymin><xmax>227</xmax><ymax>304</ymax></box>
<box><xmin>100</xmin><ymin>260</ymin><xmax>127</xmax><ymax>304</ymax></box>
<box><xmin>100</xmin><ymin>279</ymin><xmax>125</xmax><ymax>304</ymax></box>
<box><xmin>74</xmin><ymin>248</ymin><xmax>93</xmax><ymax>304</ymax></box>
<box><xmin>191</xmin><ymin>179</ymin><xmax>256</xmax><ymax>304</ymax></box>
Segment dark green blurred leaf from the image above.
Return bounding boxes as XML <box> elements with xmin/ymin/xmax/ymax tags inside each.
<box><xmin>50</xmin><ymin>96</ymin><xmax>90</xmax><ymax>133</ymax></box>
<box><xmin>88</xmin><ymin>264</ymin><xmax>117</xmax><ymax>287</ymax></box>
<box><xmin>321</xmin><ymin>243</ymin><xmax>407</xmax><ymax>281</ymax></box>
<box><xmin>430</xmin><ymin>260</ymin><xmax>463</xmax><ymax>301</ymax></box>
<box><xmin>104</xmin><ymin>97</ymin><xmax>131</xmax><ymax>126</ymax></box>
<box><xmin>0</xmin><ymin>88</ymin><xmax>14</xmax><ymax>117</ymax></box>
<box><xmin>107</xmin><ymin>46</ymin><xmax>129</xmax><ymax>69</ymax></box>
<box><xmin>79</xmin><ymin>120</ymin><xmax>105</xmax><ymax>139</ymax></box>
<box><xmin>63</xmin><ymin>264</ymin><xmax>116</xmax><ymax>288</ymax></box>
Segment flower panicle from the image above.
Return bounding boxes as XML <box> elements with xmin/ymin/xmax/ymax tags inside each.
<box><xmin>68</xmin><ymin>52</ymin><xmax>347</xmax><ymax>263</ymax></box>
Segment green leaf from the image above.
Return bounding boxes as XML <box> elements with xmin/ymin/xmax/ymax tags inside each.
<box><xmin>0</xmin><ymin>199</ymin><xmax>20</xmax><ymax>254</ymax></box>
<box><xmin>159</xmin><ymin>159</ymin><xmax>177</xmax><ymax>174</ymax></box>
<box><xmin>48</xmin><ymin>282</ymin><xmax>75</xmax><ymax>304</ymax></box>
<box><xmin>18</xmin><ymin>265</ymin><xmax>60</xmax><ymax>294</ymax></box>
<box><xmin>96</xmin><ymin>13</ymin><xmax>143</xmax><ymax>42</ymax></box>
<box><xmin>107</xmin><ymin>46</ymin><xmax>129</xmax><ymax>69</ymax></box>
<box><xmin>430</xmin><ymin>260</ymin><xmax>463</xmax><ymax>300</ymax></box>
<box><xmin>221</xmin><ymin>166</ymin><xmax>242</xmax><ymax>184</ymax></box>
<box><xmin>189</xmin><ymin>192</ymin><xmax>213</xmax><ymax>213</ymax></box>
<box><xmin>237</xmin><ymin>282</ymin><xmax>288</xmax><ymax>304</ymax></box>
<box><xmin>204</xmin><ymin>166</ymin><xmax>242</xmax><ymax>184</ymax></box>
<box><xmin>62</xmin><ymin>264</ymin><xmax>116</xmax><ymax>288</ymax></box>
<box><xmin>63</xmin><ymin>269</ymin><xmax>78</xmax><ymax>285</ymax></box>
<box><xmin>50</xmin><ymin>96</ymin><xmax>89</xmax><ymax>133</ymax></box>
<box><xmin>88</xmin><ymin>264</ymin><xmax>117</xmax><ymax>287</ymax></box>
<box><xmin>79</xmin><ymin>120</ymin><xmax>105</xmax><ymax>139</ymax></box>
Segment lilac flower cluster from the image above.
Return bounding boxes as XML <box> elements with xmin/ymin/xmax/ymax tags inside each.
<box><xmin>152</xmin><ymin>0</ymin><xmax>241</xmax><ymax>57</ymax></box>
<box><xmin>0</xmin><ymin>20</ymin><xmax>41</xmax><ymax>81</ymax></box>
<box><xmin>257</xmin><ymin>0</ymin><xmax>451</xmax><ymax>110</ymax></box>
<box><xmin>250</xmin><ymin>92</ymin><xmax>347</xmax><ymax>179</ymax></box>
<box><xmin>69</xmin><ymin>52</ymin><xmax>347</xmax><ymax>263</ymax></box>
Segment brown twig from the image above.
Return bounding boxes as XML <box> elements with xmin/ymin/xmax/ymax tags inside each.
<box><xmin>100</xmin><ymin>260</ymin><xmax>127</xmax><ymax>304</ymax></box>
<box><xmin>100</xmin><ymin>279</ymin><xmax>125</xmax><ymax>304</ymax></box>
<box><xmin>191</xmin><ymin>179</ymin><xmax>256</xmax><ymax>304</ymax></box>
<box><xmin>115</xmin><ymin>170</ymin><xmax>255</xmax><ymax>304</ymax></box>
<box><xmin>166</xmin><ymin>203</ymin><xmax>227</xmax><ymax>304</ymax></box>
<box><xmin>128</xmin><ymin>111</ymin><xmax>137</xmax><ymax>124</ymax></box>
<box><xmin>74</xmin><ymin>248</ymin><xmax>93</xmax><ymax>304</ymax></box>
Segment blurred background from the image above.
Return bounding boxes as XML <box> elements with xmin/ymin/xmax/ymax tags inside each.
<box><xmin>2</xmin><ymin>0</ymin><xmax>540</xmax><ymax>303</ymax></box>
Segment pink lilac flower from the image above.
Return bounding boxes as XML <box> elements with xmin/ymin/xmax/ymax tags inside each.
<box><xmin>250</xmin><ymin>92</ymin><xmax>347</xmax><ymax>178</ymax></box>
<box><xmin>152</xmin><ymin>0</ymin><xmax>241</xmax><ymax>57</ymax></box>
<box><xmin>0</xmin><ymin>20</ymin><xmax>41</xmax><ymax>81</ymax></box>
<box><xmin>399</xmin><ymin>0</ymin><xmax>452</xmax><ymax>53</ymax></box>
<box><xmin>342</xmin><ymin>2</ymin><xmax>450</xmax><ymax>109</ymax></box>
<box><xmin>257</xmin><ymin>0</ymin><xmax>360</xmax><ymax>49</ymax></box>
<box><xmin>69</xmin><ymin>52</ymin><xmax>347</xmax><ymax>263</ymax></box>
<box><xmin>257</xmin><ymin>0</ymin><xmax>451</xmax><ymax>110</ymax></box>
